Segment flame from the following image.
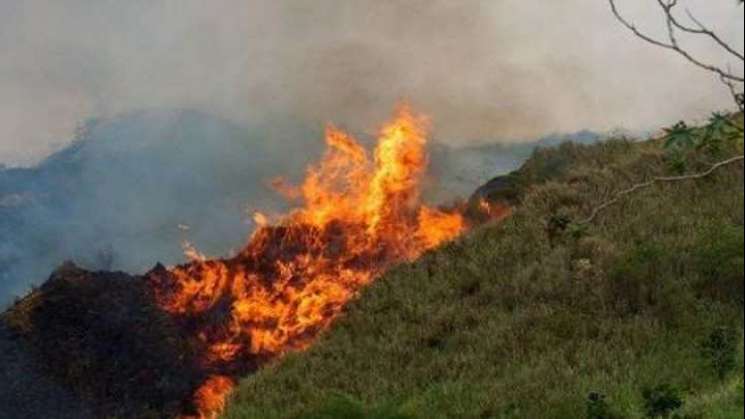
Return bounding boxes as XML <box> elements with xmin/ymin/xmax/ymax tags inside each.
<box><xmin>252</xmin><ymin>212</ymin><xmax>269</xmax><ymax>228</ymax></box>
<box><xmin>150</xmin><ymin>106</ymin><xmax>469</xmax><ymax>418</ymax></box>
<box><xmin>478</xmin><ymin>198</ymin><xmax>512</xmax><ymax>222</ymax></box>
<box><xmin>188</xmin><ymin>375</ymin><xmax>235</xmax><ymax>419</ymax></box>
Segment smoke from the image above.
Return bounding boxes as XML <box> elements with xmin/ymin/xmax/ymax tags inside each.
<box><xmin>0</xmin><ymin>1</ymin><xmax>742</xmax><ymax>303</ymax></box>
<box><xmin>0</xmin><ymin>0</ymin><xmax>743</xmax><ymax>166</ymax></box>
<box><xmin>0</xmin><ymin>109</ymin><xmax>318</xmax><ymax>303</ymax></box>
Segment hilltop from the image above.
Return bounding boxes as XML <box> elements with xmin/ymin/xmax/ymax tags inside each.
<box><xmin>223</xmin><ymin>121</ymin><xmax>744</xmax><ymax>418</ymax></box>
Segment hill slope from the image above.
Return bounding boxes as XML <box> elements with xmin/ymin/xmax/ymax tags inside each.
<box><xmin>224</xmin><ymin>132</ymin><xmax>744</xmax><ymax>418</ymax></box>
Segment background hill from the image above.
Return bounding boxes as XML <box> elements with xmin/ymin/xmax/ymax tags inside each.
<box><xmin>223</xmin><ymin>124</ymin><xmax>744</xmax><ymax>419</ymax></box>
<box><xmin>0</xmin><ymin>110</ymin><xmax>597</xmax><ymax>305</ymax></box>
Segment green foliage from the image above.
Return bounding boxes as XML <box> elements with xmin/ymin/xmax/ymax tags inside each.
<box><xmin>662</xmin><ymin>121</ymin><xmax>695</xmax><ymax>174</ymax></box>
<box><xmin>297</xmin><ymin>396</ymin><xmax>416</xmax><ymax>419</ymax></box>
<box><xmin>694</xmin><ymin>222</ymin><xmax>745</xmax><ymax>305</ymax></box>
<box><xmin>642</xmin><ymin>385</ymin><xmax>684</xmax><ymax>418</ymax></box>
<box><xmin>695</xmin><ymin>223</ymin><xmax>744</xmax><ymax>281</ymax></box>
<box><xmin>700</xmin><ymin>113</ymin><xmax>740</xmax><ymax>155</ymax></box>
<box><xmin>664</xmin><ymin>122</ymin><xmax>695</xmax><ymax>151</ymax></box>
<box><xmin>609</xmin><ymin>243</ymin><xmax>667</xmax><ymax>315</ymax></box>
<box><xmin>666</xmin><ymin>152</ymin><xmax>689</xmax><ymax>175</ymax></box>
<box><xmin>701</xmin><ymin>327</ymin><xmax>741</xmax><ymax>380</ymax></box>
<box><xmin>586</xmin><ymin>392</ymin><xmax>624</xmax><ymax>419</ymax></box>
<box><xmin>662</xmin><ymin>113</ymin><xmax>744</xmax><ymax>172</ymax></box>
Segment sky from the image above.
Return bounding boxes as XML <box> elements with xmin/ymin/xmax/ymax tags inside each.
<box><xmin>0</xmin><ymin>0</ymin><xmax>743</xmax><ymax>166</ymax></box>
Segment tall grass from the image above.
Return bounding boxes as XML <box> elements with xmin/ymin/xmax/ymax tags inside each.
<box><xmin>224</xmin><ymin>133</ymin><xmax>744</xmax><ymax>419</ymax></box>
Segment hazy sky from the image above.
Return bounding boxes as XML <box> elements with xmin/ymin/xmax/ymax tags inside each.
<box><xmin>0</xmin><ymin>0</ymin><xmax>743</xmax><ymax>166</ymax></box>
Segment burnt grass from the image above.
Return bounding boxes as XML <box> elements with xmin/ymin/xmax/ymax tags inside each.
<box><xmin>1</xmin><ymin>263</ymin><xmax>208</xmax><ymax>419</ymax></box>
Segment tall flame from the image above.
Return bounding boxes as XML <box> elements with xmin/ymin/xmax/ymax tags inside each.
<box><xmin>150</xmin><ymin>106</ymin><xmax>467</xmax><ymax>418</ymax></box>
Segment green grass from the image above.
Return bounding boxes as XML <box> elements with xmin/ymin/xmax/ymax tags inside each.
<box><xmin>223</xmin><ymin>132</ymin><xmax>744</xmax><ymax>419</ymax></box>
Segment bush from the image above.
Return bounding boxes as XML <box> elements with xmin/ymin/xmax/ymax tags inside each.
<box><xmin>642</xmin><ymin>385</ymin><xmax>684</xmax><ymax>418</ymax></box>
<box><xmin>586</xmin><ymin>392</ymin><xmax>624</xmax><ymax>419</ymax></box>
<box><xmin>701</xmin><ymin>326</ymin><xmax>741</xmax><ymax>380</ymax></box>
<box><xmin>609</xmin><ymin>243</ymin><xmax>668</xmax><ymax>315</ymax></box>
<box><xmin>694</xmin><ymin>223</ymin><xmax>744</xmax><ymax>305</ymax></box>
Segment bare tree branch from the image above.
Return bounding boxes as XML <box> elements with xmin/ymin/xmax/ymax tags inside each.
<box><xmin>609</xmin><ymin>0</ymin><xmax>744</xmax><ymax>83</ymax></box>
<box><xmin>655</xmin><ymin>0</ymin><xmax>745</xmax><ymax>61</ymax></box>
<box><xmin>721</xmin><ymin>71</ymin><xmax>745</xmax><ymax>114</ymax></box>
<box><xmin>577</xmin><ymin>154</ymin><xmax>745</xmax><ymax>225</ymax></box>
<box><xmin>683</xmin><ymin>8</ymin><xmax>745</xmax><ymax>61</ymax></box>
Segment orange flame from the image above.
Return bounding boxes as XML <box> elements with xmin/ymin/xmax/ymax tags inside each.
<box><xmin>478</xmin><ymin>198</ymin><xmax>512</xmax><ymax>222</ymax></box>
<box><xmin>151</xmin><ymin>106</ymin><xmax>468</xmax><ymax>418</ymax></box>
<box><xmin>188</xmin><ymin>375</ymin><xmax>235</xmax><ymax>419</ymax></box>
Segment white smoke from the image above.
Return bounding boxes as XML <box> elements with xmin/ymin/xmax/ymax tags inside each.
<box><xmin>0</xmin><ymin>0</ymin><xmax>742</xmax><ymax>166</ymax></box>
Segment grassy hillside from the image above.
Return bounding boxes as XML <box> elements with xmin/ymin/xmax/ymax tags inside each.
<box><xmin>223</xmin><ymin>126</ymin><xmax>744</xmax><ymax>419</ymax></box>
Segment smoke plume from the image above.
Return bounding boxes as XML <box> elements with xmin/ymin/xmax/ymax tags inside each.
<box><xmin>0</xmin><ymin>0</ymin><xmax>742</xmax><ymax>165</ymax></box>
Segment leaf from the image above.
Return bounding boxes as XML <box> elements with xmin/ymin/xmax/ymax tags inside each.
<box><xmin>663</xmin><ymin>121</ymin><xmax>695</xmax><ymax>151</ymax></box>
<box><xmin>707</xmin><ymin>113</ymin><xmax>735</xmax><ymax>139</ymax></box>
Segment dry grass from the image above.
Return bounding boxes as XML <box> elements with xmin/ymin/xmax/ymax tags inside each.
<box><xmin>223</xmin><ymin>133</ymin><xmax>744</xmax><ymax>419</ymax></box>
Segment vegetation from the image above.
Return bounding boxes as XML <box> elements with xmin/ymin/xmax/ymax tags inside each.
<box><xmin>223</xmin><ymin>117</ymin><xmax>744</xmax><ymax>419</ymax></box>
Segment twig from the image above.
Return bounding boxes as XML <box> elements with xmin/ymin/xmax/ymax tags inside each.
<box><xmin>721</xmin><ymin>71</ymin><xmax>745</xmax><ymax>114</ymax></box>
<box><xmin>609</xmin><ymin>0</ymin><xmax>744</xmax><ymax>82</ymax></box>
<box><xmin>655</xmin><ymin>0</ymin><xmax>745</xmax><ymax>61</ymax></box>
<box><xmin>577</xmin><ymin>154</ymin><xmax>744</xmax><ymax>225</ymax></box>
<box><xmin>683</xmin><ymin>8</ymin><xmax>745</xmax><ymax>61</ymax></box>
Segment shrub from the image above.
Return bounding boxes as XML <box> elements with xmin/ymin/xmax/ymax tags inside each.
<box><xmin>701</xmin><ymin>326</ymin><xmax>741</xmax><ymax>380</ymax></box>
<box><xmin>694</xmin><ymin>223</ymin><xmax>744</xmax><ymax>305</ymax></box>
<box><xmin>642</xmin><ymin>385</ymin><xmax>684</xmax><ymax>418</ymax></box>
<box><xmin>609</xmin><ymin>243</ymin><xmax>667</xmax><ymax>315</ymax></box>
<box><xmin>586</xmin><ymin>392</ymin><xmax>624</xmax><ymax>419</ymax></box>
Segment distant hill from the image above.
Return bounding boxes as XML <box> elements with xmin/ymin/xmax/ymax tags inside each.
<box><xmin>429</xmin><ymin>130</ymin><xmax>601</xmax><ymax>202</ymax></box>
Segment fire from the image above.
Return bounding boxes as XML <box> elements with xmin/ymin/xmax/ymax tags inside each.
<box><xmin>478</xmin><ymin>198</ymin><xmax>512</xmax><ymax>222</ymax></box>
<box><xmin>188</xmin><ymin>376</ymin><xmax>236</xmax><ymax>419</ymax></box>
<box><xmin>149</xmin><ymin>106</ymin><xmax>469</xmax><ymax>418</ymax></box>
